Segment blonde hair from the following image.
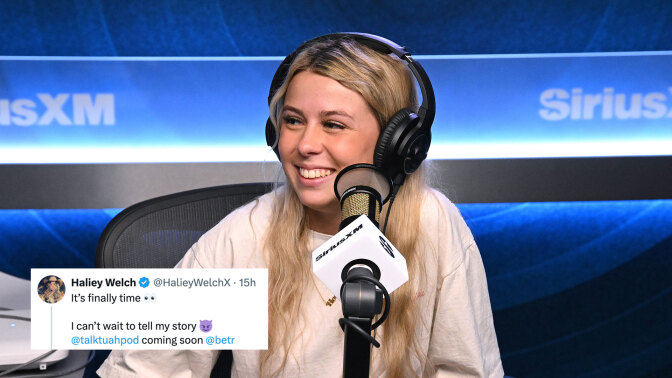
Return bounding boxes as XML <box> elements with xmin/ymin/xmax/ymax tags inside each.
<box><xmin>262</xmin><ymin>36</ymin><xmax>429</xmax><ymax>377</ymax></box>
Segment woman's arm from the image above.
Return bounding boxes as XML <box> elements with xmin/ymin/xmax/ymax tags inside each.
<box><xmin>427</xmin><ymin>241</ymin><xmax>504</xmax><ymax>377</ymax></box>
<box><xmin>424</xmin><ymin>190</ymin><xmax>504</xmax><ymax>377</ymax></box>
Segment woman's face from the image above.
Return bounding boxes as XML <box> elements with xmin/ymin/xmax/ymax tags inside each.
<box><xmin>48</xmin><ymin>281</ymin><xmax>58</xmax><ymax>291</ymax></box>
<box><xmin>278</xmin><ymin>71</ymin><xmax>380</xmax><ymax>219</ymax></box>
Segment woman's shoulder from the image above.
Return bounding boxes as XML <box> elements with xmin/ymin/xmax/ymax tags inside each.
<box><xmin>205</xmin><ymin>188</ymin><xmax>278</xmax><ymax>238</ymax></box>
<box><xmin>223</xmin><ymin>188</ymin><xmax>277</xmax><ymax>222</ymax></box>
<box><xmin>420</xmin><ymin>187</ymin><xmax>468</xmax><ymax>231</ymax></box>
<box><xmin>178</xmin><ymin>188</ymin><xmax>280</xmax><ymax>268</ymax></box>
<box><xmin>419</xmin><ymin>187</ymin><xmax>477</xmax><ymax>271</ymax></box>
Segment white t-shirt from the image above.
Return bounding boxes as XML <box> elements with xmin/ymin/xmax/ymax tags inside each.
<box><xmin>98</xmin><ymin>188</ymin><xmax>504</xmax><ymax>377</ymax></box>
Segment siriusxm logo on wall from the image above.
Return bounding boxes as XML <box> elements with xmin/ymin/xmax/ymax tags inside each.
<box><xmin>1</xmin><ymin>93</ymin><xmax>114</xmax><ymax>126</ymax></box>
<box><xmin>421</xmin><ymin>52</ymin><xmax>672</xmax><ymax>159</ymax></box>
<box><xmin>0</xmin><ymin>53</ymin><xmax>670</xmax><ymax>163</ymax></box>
<box><xmin>539</xmin><ymin>87</ymin><xmax>672</xmax><ymax>121</ymax></box>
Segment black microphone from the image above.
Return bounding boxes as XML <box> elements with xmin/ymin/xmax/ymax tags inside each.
<box><xmin>312</xmin><ymin>163</ymin><xmax>408</xmax><ymax>301</ymax></box>
<box><xmin>318</xmin><ymin>164</ymin><xmax>404</xmax><ymax>375</ymax></box>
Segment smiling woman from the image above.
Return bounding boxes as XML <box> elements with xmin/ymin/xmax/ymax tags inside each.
<box><xmin>99</xmin><ymin>33</ymin><xmax>504</xmax><ymax>378</ymax></box>
<box><xmin>278</xmin><ymin>71</ymin><xmax>381</xmax><ymax>234</ymax></box>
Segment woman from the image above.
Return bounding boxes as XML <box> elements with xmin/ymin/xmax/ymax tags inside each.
<box><xmin>100</xmin><ymin>34</ymin><xmax>503</xmax><ymax>377</ymax></box>
<box><xmin>39</xmin><ymin>276</ymin><xmax>64</xmax><ymax>303</ymax></box>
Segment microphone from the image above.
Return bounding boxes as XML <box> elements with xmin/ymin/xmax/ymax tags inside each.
<box><xmin>311</xmin><ymin>164</ymin><xmax>409</xmax><ymax>301</ymax></box>
<box><xmin>334</xmin><ymin>163</ymin><xmax>391</xmax><ymax>230</ymax></box>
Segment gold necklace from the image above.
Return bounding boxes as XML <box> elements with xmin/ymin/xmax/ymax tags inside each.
<box><xmin>311</xmin><ymin>276</ymin><xmax>337</xmax><ymax>306</ymax></box>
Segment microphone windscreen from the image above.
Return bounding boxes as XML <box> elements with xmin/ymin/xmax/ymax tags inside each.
<box><xmin>334</xmin><ymin>164</ymin><xmax>392</xmax><ymax>203</ymax></box>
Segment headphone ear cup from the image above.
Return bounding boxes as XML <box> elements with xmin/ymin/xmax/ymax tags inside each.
<box><xmin>265</xmin><ymin>117</ymin><xmax>280</xmax><ymax>159</ymax></box>
<box><xmin>374</xmin><ymin>108</ymin><xmax>416</xmax><ymax>178</ymax></box>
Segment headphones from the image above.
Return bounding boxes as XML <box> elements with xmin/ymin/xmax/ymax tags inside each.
<box><xmin>265</xmin><ymin>32</ymin><xmax>435</xmax><ymax>185</ymax></box>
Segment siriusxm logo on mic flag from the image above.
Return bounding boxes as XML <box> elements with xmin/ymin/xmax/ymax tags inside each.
<box><xmin>379</xmin><ymin>236</ymin><xmax>394</xmax><ymax>257</ymax></box>
<box><xmin>312</xmin><ymin>215</ymin><xmax>408</xmax><ymax>301</ymax></box>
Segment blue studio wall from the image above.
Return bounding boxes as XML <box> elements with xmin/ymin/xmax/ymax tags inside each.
<box><xmin>1</xmin><ymin>1</ymin><xmax>672</xmax><ymax>377</ymax></box>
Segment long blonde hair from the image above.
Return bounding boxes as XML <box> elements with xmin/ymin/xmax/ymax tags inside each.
<box><xmin>262</xmin><ymin>36</ymin><xmax>429</xmax><ymax>377</ymax></box>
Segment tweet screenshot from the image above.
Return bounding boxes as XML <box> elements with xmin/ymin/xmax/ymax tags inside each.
<box><xmin>31</xmin><ymin>268</ymin><xmax>268</xmax><ymax>350</ymax></box>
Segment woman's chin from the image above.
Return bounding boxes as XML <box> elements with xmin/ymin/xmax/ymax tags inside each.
<box><xmin>297</xmin><ymin>193</ymin><xmax>339</xmax><ymax>215</ymax></box>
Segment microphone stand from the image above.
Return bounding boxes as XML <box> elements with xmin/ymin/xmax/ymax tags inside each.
<box><xmin>340</xmin><ymin>267</ymin><xmax>385</xmax><ymax>378</ymax></box>
<box><xmin>332</xmin><ymin>164</ymin><xmax>395</xmax><ymax>377</ymax></box>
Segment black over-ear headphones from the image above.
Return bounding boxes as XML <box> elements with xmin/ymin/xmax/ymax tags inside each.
<box><xmin>265</xmin><ymin>32</ymin><xmax>435</xmax><ymax>185</ymax></box>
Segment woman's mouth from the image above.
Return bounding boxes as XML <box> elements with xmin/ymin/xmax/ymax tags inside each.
<box><xmin>299</xmin><ymin>167</ymin><xmax>333</xmax><ymax>179</ymax></box>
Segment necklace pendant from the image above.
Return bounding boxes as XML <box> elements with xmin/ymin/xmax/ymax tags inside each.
<box><xmin>326</xmin><ymin>296</ymin><xmax>336</xmax><ymax>307</ymax></box>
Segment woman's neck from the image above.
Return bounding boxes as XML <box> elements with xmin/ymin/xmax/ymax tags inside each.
<box><xmin>307</xmin><ymin>207</ymin><xmax>341</xmax><ymax>235</ymax></box>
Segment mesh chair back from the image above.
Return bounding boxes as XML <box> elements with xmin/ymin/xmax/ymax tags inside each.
<box><xmin>96</xmin><ymin>183</ymin><xmax>273</xmax><ymax>268</ymax></box>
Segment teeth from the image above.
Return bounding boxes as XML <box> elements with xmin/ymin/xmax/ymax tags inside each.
<box><xmin>300</xmin><ymin>168</ymin><xmax>333</xmax><ymax>179</ymax></box>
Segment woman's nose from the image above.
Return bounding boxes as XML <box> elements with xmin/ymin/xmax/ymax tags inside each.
<box><xmin>297</xmin><ymin>124</ymin><xmax>324</xmax><ymax>156</ymax></box>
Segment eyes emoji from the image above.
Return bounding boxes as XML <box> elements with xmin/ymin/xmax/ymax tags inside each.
<box><xmin>144</xmin><ymin>294</ymin><xmax>156</xmax><ymax>303</ymax></box>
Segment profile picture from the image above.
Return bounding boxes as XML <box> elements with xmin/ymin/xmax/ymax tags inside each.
<box><xmin>37</xmin><ymin>275</ymin><xmax>65</xmax><ymax>304</ymax></box>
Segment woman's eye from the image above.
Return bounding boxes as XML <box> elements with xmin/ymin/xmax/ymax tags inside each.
<box><xmin>324</xmin><ymin>122</ymin><xmax>345</xmax><ymax>130</ymax></box>
<box><xmin>283</xmin><ymin>116</ymin><xmax>301</xmax><ymax>126</ymax></box>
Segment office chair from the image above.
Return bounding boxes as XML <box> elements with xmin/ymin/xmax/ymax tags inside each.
<box><xmin>94</xmin><ymin>182</ymin><xmax>274</xmax><ymax>378</ymax></box>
